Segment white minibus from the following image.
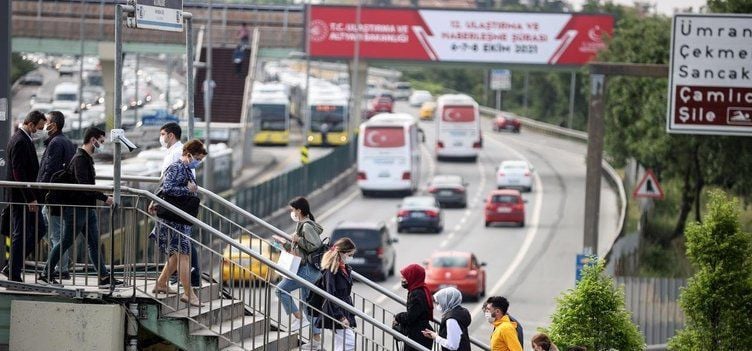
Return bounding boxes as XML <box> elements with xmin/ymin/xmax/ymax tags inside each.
<box><xmin>435</xmin><ymin>94</ymin><xmax>481</xmax><ymax>161</ymax></box>
<box><xmin>357</xmin><ymin>113</ymin><xmax>421</xmax><ymax>196</ymax></box>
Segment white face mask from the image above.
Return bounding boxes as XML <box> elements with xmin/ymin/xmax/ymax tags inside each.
<box><xmin>290</xmin><ymin>212</ymin><xmax>299</xmax><ymax>222</ymax></box>
<box><xmin>342</xmin><ymin>254</ymin><xmax>353</xmax><ymax>264</ymax></box>
<box><xmin>484</xmin><ymin>311</ymin><xmax>495</xmax><ymax>324</ymax></box>
<box><xmin>435</xmin><ymin>304</ymin><xmax>442</xmax><ymax>313</ymax></box>
<box><xmin>159</xmin><ymin>135</ymin><xmax>169</xmax><ymax>148</ymax></box>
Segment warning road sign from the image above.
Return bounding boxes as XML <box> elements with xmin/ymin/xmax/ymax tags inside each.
<box><xmin>633</xmin><ymin>169</ymin><xmax>664</xmax><ymax>200</ymax></box>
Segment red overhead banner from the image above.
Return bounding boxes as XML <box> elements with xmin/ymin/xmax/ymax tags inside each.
<box><xmin>308</xmin><ymin>6</ymin><xmax>613</xmax><ymax>65</ymax></box>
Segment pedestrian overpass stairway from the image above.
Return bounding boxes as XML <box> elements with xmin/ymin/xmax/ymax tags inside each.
<box><xmin>194</xmin><ymin>46</ymin><xmax>251</xmax><ymax>124</ymax></box>
<box><xmin>0</xmin><ymin>178</ymin><xmax>490</xmax><ymax>350</ymax></box>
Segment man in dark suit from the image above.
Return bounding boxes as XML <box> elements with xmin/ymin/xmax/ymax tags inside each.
<box><xmin>2</xmin><ymin>110</ymin><xmax>48</xmax><ymax>282</ymax></box>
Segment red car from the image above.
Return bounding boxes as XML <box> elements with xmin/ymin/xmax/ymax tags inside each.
<box><xmin>484</xmin><ymin>189</ymin><xmax>526</xmax><ymax>227</ymax></box>
<box><xmin>493</xmin><ymin>112</ymin><xmax>521</xmax><ymax>133</ymax></box>
<box><xmin>365</xmin><ymin>95</ymin><xmax>395</xmax><ymax>119</ymax></box>
<box><xmin>424</xmin><ymin>251</ymin><xmax>486</xmax><ymax>301</ymax></box>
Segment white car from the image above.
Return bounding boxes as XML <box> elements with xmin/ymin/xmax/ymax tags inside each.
<box><xmin>408</xmin><ymin>90</ymin><xmax>433</xmax><ymax>107</ymax></box>
<box><xmin>496</xmin><ymin>160</ymin><xmax>534</xmax><ymax>192</ymax></box>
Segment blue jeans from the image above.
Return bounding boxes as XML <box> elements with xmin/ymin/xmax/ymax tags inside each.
<box><xmin>44</xmin><ymin>207</ymin><xmax>108</xmax><ymax>277</ymax></box>
<box><xmin>275</xmin><ymin>263</ymin><xmax>322</xmax><ymax>334</ymax></box>
<box><xmin>43</xmin><ymin>206</ymin><xmax>70</xmax><ymax>274</ymax></box>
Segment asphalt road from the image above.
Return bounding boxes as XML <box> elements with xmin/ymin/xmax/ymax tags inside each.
<box><xmin>307</xmin><ymin>100</ymin><xmax>620</xmax><ymax>348</ymax></box>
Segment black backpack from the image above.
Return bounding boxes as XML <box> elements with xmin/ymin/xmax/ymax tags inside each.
<box><xmin>308</xmin><ymin>237</ymin><xmax>331</xmax><ymax>270</ymax></box>
<box><xmin>305</xmin><ymin>274</ymin><xmax>327</xmax><ymax>317</ymax></box>
<box><xmin>45</xmin><ymin>160</ymin><xmax>78</xmax><ymax>213</ymax></box>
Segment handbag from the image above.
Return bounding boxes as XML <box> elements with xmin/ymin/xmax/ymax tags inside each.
<box><xmin>156</xmin><ymin>193</ymin><xmax>200</xmax><ymax>224</ymax></box>
<box><xmin>155</xmin><ymin>167</ymin><xmax>200</xmax><ymax>225</ymax></box>
<box><xmin>276</xmin><ymin>250</ymin><xmax>301</xmax><ymax>275</ymax></box>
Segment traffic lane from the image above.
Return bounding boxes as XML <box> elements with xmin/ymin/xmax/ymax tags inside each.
<box><xmin>11</xmin><ymin>66</ymin><xmax>65</xmax><ymax>120</ymax></box>
<box><xmin>466</xmin><ymin>127</ymin><xmax>620</xmax><ymax>345</ymax></box>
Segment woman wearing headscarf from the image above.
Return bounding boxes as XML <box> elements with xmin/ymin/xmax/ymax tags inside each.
<box><xmin>394</xmin><ymin>263</ymin><xmax>434</xmax><ymax>351</ymax></box>
<box><xmin>422</xmin><ymin>287</ymin><xmax>471</xmax><ymax>351</ymax></box>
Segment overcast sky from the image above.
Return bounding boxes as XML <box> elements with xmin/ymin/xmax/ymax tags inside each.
<box><xmin>567</xmin><ymin>0</ymin><xmax>707</xmax><ymax>16</ymax></box>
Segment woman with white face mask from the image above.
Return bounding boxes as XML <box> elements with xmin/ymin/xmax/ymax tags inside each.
<box><xmin>422</xmin><ymin>287</ymin><xmax>472</xmax><ymax>351</ymax></box>
<box><xmin>274</xmin><ymin>196</ymin><xmax>325</xmax><ymax>350</ymax></box>
<box><xmin>317</xmin><ymin>237</ymin><xmax>357</xmax><ymax>351</ymax></box>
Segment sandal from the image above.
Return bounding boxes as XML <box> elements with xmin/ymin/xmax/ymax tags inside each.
<box><xmin>151</xmin><ymin>286</ymin><xmax>179</xmax><ymax>295</ymax></box>
<box><xmin>180</xmin><ymin>295</ymin><xmax>203</xmax><ymax>307</ymax></box>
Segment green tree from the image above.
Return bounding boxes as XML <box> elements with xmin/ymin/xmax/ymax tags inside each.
<box><xmin>707</xmin><ymin>0</ymin><xmax>752</xmax><ymax>12</ymax></box>
<box><xmin>668</xmin><ymin>191</ymin><xmax>752</xmax><ymax>350</ymax></box>
<box><xmin>545</xmin><ymin>259</ymin><xmax>645</xmax><ymax>351</ymax></box>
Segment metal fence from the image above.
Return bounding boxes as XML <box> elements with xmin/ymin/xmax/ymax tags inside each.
<box><xmin>616</xmin><ymin>276</ymin><xmax>686</xmax><ymax>346</ymax></box>
<box><xmin>235</xmin><ymin>144</ymin><xmax>354</xmax><ymax>220</ymax></box>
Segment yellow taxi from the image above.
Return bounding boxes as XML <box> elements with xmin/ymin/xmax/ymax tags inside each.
<box><xmin>221</xmin><ymin>236</ymin><xmax>281</xmax><ymax>284</ymax></box>
<box><xmin>419</xmin><ymin>101</ymin><xmax>437</xmax><ymax>120</ymax></box>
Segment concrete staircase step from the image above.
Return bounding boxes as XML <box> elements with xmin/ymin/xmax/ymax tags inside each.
<box><xmin>193</xmin><ymin>315</ymin><xmax>267</xmax><ymax>349</ymax></box>
<box><xmin>164</xmin><ymin>298</ymin><xmax>247</xmax><ymax>333</ymax></box>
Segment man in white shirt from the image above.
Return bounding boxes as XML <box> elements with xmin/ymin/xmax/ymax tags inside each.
<box><xmin>156</xmin><ymin>123</ymin><xmax>201</xmax><ymax>288</ymax></box>
<box><xmin>159</xmin><ymin>122</ymin><xmax>184</xmax><ymax>175</ymax></box>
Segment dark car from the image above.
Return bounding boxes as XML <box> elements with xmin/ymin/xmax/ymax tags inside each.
<box><xmin>397</xmin><ymin>196</ymin><xmax>443</xmax><ymax>233</ymax></box>
<box><xmin>427</xmin><ymin>175</ymin><xmax>468</xmax><ymax>208</ymax></box>
<box><xmin>330</xmin><ymin>221</ymin><xmax>398</xmax><ymax>281</ymax></box>
<box><xmin>493</xmin><ymin>112</ymin><xmax>521</xmax><ymax>133</ymax></box>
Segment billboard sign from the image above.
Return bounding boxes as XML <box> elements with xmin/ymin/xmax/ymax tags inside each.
<box><xmin>308</xmin><ymin>6</ymin><xmax>613</xmax><ymax>65</ymax></box>
<box><xmin>668</xmin><ymin>14</ymin><xmax>752</xmax><ymax>136</ymax></box>
<box><xmin>491</xmin><ymin>69</ymin><xmax>511</xmax><ymax>90</ymax></box>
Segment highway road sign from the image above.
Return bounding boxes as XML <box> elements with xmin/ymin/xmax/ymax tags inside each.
<box><xmin>667</xmin><ymin>14</ymin><xmax>752</xmax><ymax>136</ymax></box>
<box><xmin>491</xmin><ymin>69</ymin><xmax>511</xmax><ymax>91</ymax></box>
<box><xmin>135</xmin><ymin>0</ymin><xmax>183</xmax><ymax>32</ymax></box>
<box><xmin>633</xmin><ymin>169</ymin><xmax>664</xmax><ymax>200</ymax></box>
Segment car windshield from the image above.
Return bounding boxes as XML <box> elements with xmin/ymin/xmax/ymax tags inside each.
<box><xmin>331</xmin><ymin>229</ymin><xmax>380</xmax><ymax>249</ymax></box>
<box><xmin>492</xmin><ymin>195</ymin><xmax>518</xmax><ymax>203</ymax></box>
<box><xmin>402</xmin><ymin>197</ymin><xmax>435</xmax><ymax>208</ymax></box>
<box><xmin>431</xmin><ymin>256</ymin><xmax>468</xmax><ymax>268</ymax></box>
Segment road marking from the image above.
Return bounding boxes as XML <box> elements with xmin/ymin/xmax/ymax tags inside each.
<box><xmin>440</xmin><ymin>239</ymin><xmax>449</xmax><ymax>248</ymax></box>
<box><xmin>318</xmin><ymin>189</ymin><xmax>361</xmax><ymax>221</ymax></box>
<box><xmin>468</xmin><ymin>135</ymin><xmax>545</xmax><ymax>320</ymax></box>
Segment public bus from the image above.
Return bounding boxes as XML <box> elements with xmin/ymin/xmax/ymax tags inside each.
<box><xmin>357</xmin><ymin>113</ymin><xmax>421</xmax><ymax>196</ymax></box>
<box><xmin>435</xmin><ymin>94</ymin><xmax>482</xmax><ymax>161</ymax></box>
<box><xmin>251</xmin><ymin>83</ymin><xmax>290</xmax><ymax>145</ymax></box>
<box><xmin>307</xmin><ymin>91</ymin><xmax>349</xmax><ymax>146</ymax></box>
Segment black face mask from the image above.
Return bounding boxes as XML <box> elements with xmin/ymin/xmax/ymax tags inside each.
<box><xmin>401</xmin><ymin>280</ymin><xmax>409</xmax><ymax>289</ymax></box>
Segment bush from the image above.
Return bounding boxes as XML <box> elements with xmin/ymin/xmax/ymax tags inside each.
<box><xmin>545</xmin><ymin>259</ymin><xmax>645</xmax><ymax>351</ymax></box>
<box><xmin>668</xmin><ymin>191</ymin><xmax>752</xmax><ymax>350</ymax></box>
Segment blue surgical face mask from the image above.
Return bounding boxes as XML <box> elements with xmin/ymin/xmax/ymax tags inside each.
<box><xmin>188</xmin><ymin>159</ymin><xmax>201</xmax><ymax>169</ymax></box>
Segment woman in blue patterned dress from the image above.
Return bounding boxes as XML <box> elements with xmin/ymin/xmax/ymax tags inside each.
<box><xmin>149</xmin><ymin>139</ymin><xmax>207</xmax><ymax>307</ymax></box>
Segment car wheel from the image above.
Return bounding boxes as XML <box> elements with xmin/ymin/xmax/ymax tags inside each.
<box><xmin>397</xmin><ymin>226</ymin><xmax>403</xmax><ymax>233</ymax></box>
<box><xmin>519</xmin><ymin>220</ymin><xmax>525</xmax><ymax>227</ymax></box>
<box><xmin>481</xmin><ymin>281</ymin><xmax>487</xmax><ymax>297</ymax></box>
<box><xmin>514</xmin><ymin>127</ymin><xmax>521</xmax><ymax>133</ymax></box>
<box><xmin>388</xmin><ymin>261</ymin><xmax>395</xmax><ymax>276</ymax></box>
<box><xmin>485</xmin><ymin>221</ymin><xmax>490</xmax><ymax>227</ymax></box>
<box><xmin>361</xmin><ymin>190</ymin><xmax>370</xmax><ymax>197</ymax></box>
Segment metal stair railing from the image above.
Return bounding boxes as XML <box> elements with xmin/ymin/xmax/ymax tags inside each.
<box><xmin>0</xmin><ymin>180</ymin><xmax>432</xmax><ymax>351</ymax></box>
<box><xmin>107</xmin><ymin>174</ymin><xmax>492</xmax><ymax>350</ymax></box>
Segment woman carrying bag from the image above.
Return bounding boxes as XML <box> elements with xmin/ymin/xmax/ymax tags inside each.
<box><xmin>274</xmin><ymin>196</ymin><xmax>325</xmax><ymax>350</ymax></box>
<box><xmin>317</xmin><ymin>237</ymin><xmax>357</xmax><ymax>351</ymax></box>
<box><xmin>149</xmin><ymin>139</ymin><xmax>206</xmax><ymax>307</ymax></box>
<box><xmin>393</xmin><ymin>263</ymin><xmax>434</xmax><ymax>351</ymax></box>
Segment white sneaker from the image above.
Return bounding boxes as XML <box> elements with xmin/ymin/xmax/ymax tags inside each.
<box><xmin>300</xmin><ymin>339</ymin><xmax>322</xmax><ymax>351</ymax></box>
<box><xmin>289</xmin><ymin>316</ymin><xmax>310</xmax><ymax>331</ymax></box>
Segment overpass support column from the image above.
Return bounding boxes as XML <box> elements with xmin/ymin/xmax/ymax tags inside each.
<box><xmin>348</xmin><ymin>60</ymin><xmax>368</xmax><ymax>139</ymax></box>
<box><xmin>99</xmin><ymin>43</ymin><xmax>117</xmax><ymax>130</ymax></box>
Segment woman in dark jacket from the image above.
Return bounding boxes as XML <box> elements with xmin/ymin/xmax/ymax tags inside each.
<box><xmin>317</xmin><ymin>237</ymin><xmax>357</xmax><ymax>351</ymax></box>
<box><xmin>394</xmin><ymin>263</ymin><xmax>434</xmax><ymax>351</ymax></box>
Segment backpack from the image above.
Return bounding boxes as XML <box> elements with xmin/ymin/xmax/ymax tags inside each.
<box><xmin>308</xmin><ymin>236</ymin><xmax>330</xmax><ymax>270</ymax></box>
<box><xmin>305</xmin><ymin>274</ymin><xmax>327</xmax><ymax>317</ymax></box>
<box><xmin>45</xmin><ymin>160</ymin><xmax>78</xmax><ymax>213</ymax></box>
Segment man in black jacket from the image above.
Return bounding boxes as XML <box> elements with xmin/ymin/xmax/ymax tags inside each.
<box><xmin>1</xmin><ymin>111</ymin><xmax>48</xmax><ymax>282</ymax></box>
<box><xmin>37</xmin><ymin>111</ymin><xmax>75</xmax><ymax>280</ymax></box>
<box><xmin>39</xmin><ymin>127</ymin><xmax>121</xmax><ymax>286</ymax></box>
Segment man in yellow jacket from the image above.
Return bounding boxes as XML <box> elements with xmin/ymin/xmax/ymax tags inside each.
<box><xmin>484</xmin><ymin>296</ymin><xmax>523</xmax><ymax>351</ymax></box>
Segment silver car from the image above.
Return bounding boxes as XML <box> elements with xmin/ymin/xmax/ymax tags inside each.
<box><xmin>427</xmin><ymin>175</ymin><xmax>468</xmax><ymax>208</ymax></box>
